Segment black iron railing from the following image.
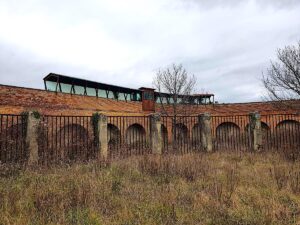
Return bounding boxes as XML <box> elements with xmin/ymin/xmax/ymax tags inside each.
<box><xmin>0</xmin><ymin>113</ymin><xmax>299</xmax><ymax>164</ymax></box>
<box><xmin>261</xmin><ymin>114</ymin><xmax>300</xmax><ymax>152</ymax></box>
<box><xmin>0</xmin><ymin>114</ymin><xmax>27</xmax><ymax>163</ymax></box>
<box><xmin>107</xmin><ymin>116</ymin><xmax>151</xmax><ymax>158</ymax></box>
<box><xmin>39</xmin><ymin>115</ymin><xmax>96</xmax><ymax>163</ymax></box>
<box><xmin>211</xmin><ymin>114</ymin><xmax>251</xmax><ymax>152</ymax></box>
<box><xmin>161</xmin><ymin>116</ymin><xmax>202</xmax><ymax>154</ymax></box>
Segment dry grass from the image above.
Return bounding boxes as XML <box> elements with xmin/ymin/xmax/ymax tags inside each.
<box><xmin>1</xmin><ymin>151</ymin><xmax>300</xmax><ymax>224</ymax></box>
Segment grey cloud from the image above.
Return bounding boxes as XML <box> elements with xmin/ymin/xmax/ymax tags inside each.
<box><xmin>0</xmin><ymin>0</ymin><xmax>300</xmax><ymax>103</ymax></box>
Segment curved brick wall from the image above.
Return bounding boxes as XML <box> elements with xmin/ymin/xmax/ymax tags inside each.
<box><xmin>1</xmin><ymin>84</ymin><xmax>299</xmax><ymax>116</ymax></box>
<box><xmin>0</xmin><ymin>85</ymin><xmax>145</xmax><ymax>116</ymax></box>
<box><xmin>0</xmin><ymin>84</ymin><xmax>299</xmax><ymax>161</ymax></box>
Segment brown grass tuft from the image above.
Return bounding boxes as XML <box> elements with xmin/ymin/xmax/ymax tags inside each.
<box><xmin>1</xmin><ymin>151</ymin><xmax>300</xmax><ymax>224</ymax></box>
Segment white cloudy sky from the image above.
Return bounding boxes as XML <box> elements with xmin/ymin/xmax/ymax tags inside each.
<box><xmin>0</xmin><ymin>0</ymin><xmax>299</xmax><ymax>103</ymax></box>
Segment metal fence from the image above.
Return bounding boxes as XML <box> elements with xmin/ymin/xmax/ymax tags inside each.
<box><xmin>0</xmin><ymin>113</ymin><xmax>299</xmax><ymax>164</ymax></box>
<box><xmin>211</xmin><ymin>114</ymin><xmax>251</xmax><ymax>151</ymax></box>
<box><xmin>0</xmin><ymin>114</ymin><xmax>27</xmax><ymax>163</ymax></box>
<box><xmin>161</xmin><ymin>116</ymin><xmax>202</xmax><ymax>154</ymax></box>
<box><xmin>107</xmin><ymin>116</ymin><xmax>151</xmax><ymax>158</ymax></box>
<box><xmin>39</xmin><ymin>115</ymin><xmax>97</xmax><ymax>163</ymax></box>
<box><xmin>261</xmin><ymin>114</ymin><xmax>300</xmax><ymax>153</ymax></box>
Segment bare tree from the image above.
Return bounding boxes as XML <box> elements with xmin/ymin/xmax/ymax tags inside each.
<box><xmin>262</xmin><ymin>41</ymin><xmax>300</xmax><ymax>110</ymax></box>
<box><xmin>153</xmin><ymin>64</ymin><xmax>197</xmax><ymax>151</ymax></box>
<box><xmin>153</xmin><ymin>63</ymin><xmax>197</xmax><ymax>116</ymax></box>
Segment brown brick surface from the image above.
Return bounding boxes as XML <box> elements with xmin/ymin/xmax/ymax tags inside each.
<box><xmin>0</xmin><ymin>84</ymin><xmax>299</xmax><ymax>116</ymax></box>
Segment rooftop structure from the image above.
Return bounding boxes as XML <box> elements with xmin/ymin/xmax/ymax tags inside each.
<box><xmin>44</xmin><ymin>73</ymin><xmax>215</xmax><ymax>108</ymax></box>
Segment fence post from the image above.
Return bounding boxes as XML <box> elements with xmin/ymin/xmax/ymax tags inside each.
<box><xmin>97</xmin><ymin>114</ymin><xmax>108</xmax><ymax>159</ymax></box>
<box><xmin>249</xmin><ymin>112</ymin><xmax>262</xmax><ymax>151</ymax></box>
<box><xmin>26</xmin><ymin>111</ymin><xmax>41</xmax><ymax>165</ymax></box>
<box><xmin>150</xmin><ymin>113</ymin><xmax>162</xmax><ymax>154</ymax></box>
<box><xmin>199</xmin><ymin>113</ymin><xmax>213</xmax><ymax>152</ymax></box>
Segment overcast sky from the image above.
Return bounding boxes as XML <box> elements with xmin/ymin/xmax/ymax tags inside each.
<box><xmin>0</xmin><ymin>0</ymin><xmax>299</xmax><ymax>103</ymax></box>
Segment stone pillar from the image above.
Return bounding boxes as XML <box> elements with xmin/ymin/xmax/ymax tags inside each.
<box><xmin>150</xmin><ymin>113</ymin><xmax>162</xmax><ymax>154</ymax></box>
<box><xmin>26</xmin><ymin>111</ymin><xmax>41</xmax><ymax>165</ymax></box>
<box><xmin>199</xmin><ymin>113</ymin><xmax>213</xmax><ymax>152</ymax></box>
<box><xmin>249</xmin><ymin>112</ymin><xmax>262</xmax><ymax>151</ymax></box>
<box><xmin>97</xmin><ymin>114</ymin><xmax>108</xmax><ymax>159</ymax></box>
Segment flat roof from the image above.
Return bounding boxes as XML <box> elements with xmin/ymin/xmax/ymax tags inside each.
<box><xmin>44</xmin><ymin>73</ymin><xmax>141</xmax><ymax>94</ymax></box>
<box><xmin>44</xmin><ymin>73</ymin><xmax>214</xmax><ymax>98</ymax></box>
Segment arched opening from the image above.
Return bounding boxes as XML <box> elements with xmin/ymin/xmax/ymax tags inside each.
<box><xmin>107</xmin><ymin>123</ymin><xmax>121</xmax><ymax>156</ymax></box>
<box><xmin>261</xmin><ymin>122</ymin><xmax>271</xmax><ymax>146</ymax></box>
<box><xmin>276</xmin><ymin>120</ymin><xmax>300</xmax><ymax>131</ymax></box>
<box><xmin>126</xmin><ymin>123</ymin><xmax>146</xmax><ymax>147</ymax></box>
<box><xmin>174</xmin><ymin>123</ymin><xmax>188</xmax><ymax>143</ymax></box>
<box><xmin>261</xmin><ymin>122</ymin><xmax>270</xmax><ymax>132</ymax></box>
<box><xmin>244</xmin><ymin>122</ymin><xmax>270</xmax><ymax>133</ymax></box>
<box><xmin>0</xmin><ymin>124</ymin><xmax>26</xmax><ymax>163</ymax></box>
<box><xmin>192</xmin><ymin>123</ymin><xmax>201</xmax><ymax>148</ymax></box>
<box><xmin>215</xmin><ymin>122</ymin><xmax>240</xmax><ymax>150</ymax></box>
<box><xmin>56</xmin><ymin>124</ymin><xmax>90</xmax><ymax>161</ymax></box>
<box><xmin>161</xmin><ymin>124</ymin><xmax>168</xmax><ymax>145</ymax></box>
<box><xmin>275</xmin><ymin>120</ymin><xmax>300</xmax><ymax>150</ymax></box>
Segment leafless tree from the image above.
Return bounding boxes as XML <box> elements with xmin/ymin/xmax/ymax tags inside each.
<box><xmin>153</xmin><ymin>64</ymin><xmax>197</xmax><ymax>151</ymax></box>
<box><xmin>262</xmin><ymin>41</ymin><xmax>300</xmax><ymax>110</ymax></box>
<box><xmin>153</xmin><ymin>63</ymin><xmax>197</xmax><ymax>116</ymax></box>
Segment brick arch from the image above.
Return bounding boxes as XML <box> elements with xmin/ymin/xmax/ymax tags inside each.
<box><xmin>175</xmin><ymin>123</ymin><xmax>189</xmax><ymax>142</ymax></box>
<box><xmin>261</xmin><ymin>122</ymin><xmax>270</xmax><ymax>130</ymax></box>
<box><xmin>55</xmin><ymin>123</ymin><xmax>91</xmax><ymax>161</ymax></box>
<box><xmin>125</xmin><ymin>120</ymin><xmax>147</xmax><ymax>135</ymax></box>
<box><xmin>274</xmin><ymin>120</ymin><xmax>300</xmax><ymax>149</ymax></box>
<box><xmin>191</xmin><ymin>123</ymin><xmax>201</xmax><ymax>145</ymax></box>
<box><xmin>216</xmin><ymin>122</ymin><xmax>240</xmax><ymax>134</ymax></box>
<box><xmin>126</xmin><ymin>123</ymin><xmax>146</xmax><ymax>145</ymax></box>
<box><xmin>161</xmin><ymin>124</ymin><xmax>168</xmax><ymax>145</ymax></box>
<box><xmin>215</xmin><ymin>122</ymin><xmax>241</xmax><ymax>150</ymax></box>
<box><xmin>107</xmin><ymin>123</ymin><xmax>121</xmax><ymax>152</ymax></box>
<box><xmin>0</xmin><ymin>124</ymin><xmax>26</xmax><ymax>162</ymax></box>
<box><xmin>213</xmin><ymin>120</ymin><xmax>242</xmax><ymax>132</ymax></box>
<box><xmin>244</xmin><ymin>121</ymin><xmax>270</xmax><ymax>132</ymax></box>
<box><xmin>161</xmin><ymin>119</ymin><xmax>173</xmax><ymax>142</ymax></box>
<box><xmin>276</xmin><ymin>119</ymin><xmax>300</xmax><ymax>130</ymax></box>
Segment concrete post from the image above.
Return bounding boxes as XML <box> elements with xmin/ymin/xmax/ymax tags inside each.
<box><xmin>199</xmin><ymin>113</ymin><xmax>213</xmax><ymax>152</ymax></box>
<box><xmin>97</xmin><ymin>114</ymin><xmax>108</xmax><ymax>159</ymax></box>
<box><xmin>150</xmin><ymin>113</ymin><xmax>162</xmax><ymax>154</ymax></box>
<box><xmin>26</xmin><ymin>111</ymin><xmax>41</xmax><ymax>164</ymax></box>
<box><xmin>249</xmin><ymin>112</ymin><xmax>262</xmax><ymax>151</ymax></box>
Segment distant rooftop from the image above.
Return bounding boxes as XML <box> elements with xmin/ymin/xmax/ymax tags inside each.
<box><xmin>44</xmin><ymin>73</ymin><xmax>214</xmax><ymax>104</ymax></box>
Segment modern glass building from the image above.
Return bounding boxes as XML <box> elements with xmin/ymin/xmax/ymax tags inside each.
<box><xmin>44</xmin><ymin>73</ymin><xmax>214</xmax><ymax>105</ymax></box>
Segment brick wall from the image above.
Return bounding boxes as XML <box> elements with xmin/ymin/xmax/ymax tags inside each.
<box><xmin>0</xmin><ymin>85</ymin><xmax>145</xmax><ymax>116</ymax></box>
<box><xmin>0</xmin><ymin>84</ymin><xmax>299</xmax><ymax>116</ymax></box>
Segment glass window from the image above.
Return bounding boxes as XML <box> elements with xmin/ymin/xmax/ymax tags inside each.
<box><xmin>144</xmin><ymin>91</ymin><xmax>153</xmax><ymax>100</ymax></box>
<box><xmin>60</xmin><ymin>83</ymin><xmax>72</xmax><ymax>93</ymax></box>
<box><xmin>74</xmin><ymin>85</ymin><xmax>85</xmax><ymax>95</ymax></box>
<box><xmin>131</xmin><ymin>92</ymin><xmax>141</xmax><ymax>101</ymax></box>
<box><xmin>107</xmin><ymin>91</ymin><xmax>114</xmax><ymax>99</ymax></box>
<box><xmin>118</xmin><ymin>93</ymin><xmax>126</xmax><ymax>101</ymax></box>
<box><xmin>97</xmin><ymin>89</ymin><xmax>106</xmax><ymax>98</ymax></box>
<box><xmin>45</xmin><ymin>81</ymin><xmax>57</xmax><ymax>91</ymax></box>
<box><xmin>159</xmin><ymin>97</ymin><xmax>168</xmax><ymax>104</ymax></box>
<box><xmin>86</xmin><ymin>87</ymin><xmax>96</xmax><ymax>96</ymax></box>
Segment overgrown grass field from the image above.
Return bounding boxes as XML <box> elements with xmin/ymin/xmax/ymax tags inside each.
<box><xmin>1</xmin><ymin>151</ymin><xmax>300</xmax><ymax>224</ymax></box>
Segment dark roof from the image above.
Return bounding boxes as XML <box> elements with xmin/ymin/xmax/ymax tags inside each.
<box><xmin>44</xmin><ymin>73</ymin><xmax>214</xmax><ymax>98</ymax></box>
<box><xmin>139</xmin><ymin>87</ymin><xmax>156</xmax><ymax>91</ymax></box>
<box><xmin>44</xmin><ymin>73</ymin><xmax>141</xmax><ymax>94</ymax></box>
